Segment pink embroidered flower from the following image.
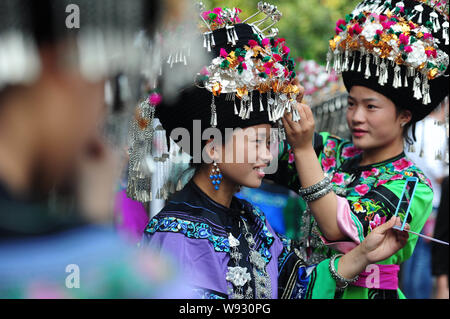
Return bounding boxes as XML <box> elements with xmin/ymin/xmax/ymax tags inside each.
<box><xmin>354</xmin><ymin>184</ymin><xmax>370</xmax><ymax>196</ymax></box>
<box><xmin>392</xmin><ymin>158</ymin><xmax>413</xmax><ymax>171</ymax></box>
<box><xmin>375</xmin><ymin>179</ymin><xmax>389</xmax><ymax>187</ymax></box>
<box><xmin>342</xmin><ymin>146</ymin><xmax>363</xmax><ymax>158</ymax></box>
<box><xmin>321</xmin><ymin>157</ymin><xmax>336</xmax><ymax>172</ymax></box>
<box><xmin>261</xmin><ymin>38</ymin><xmax>270</xmax><ymax>47</ymax></box>
<box><xmin>326</xmin><ymin>140</ymin><xmax>337</xmax><ymax>149</ymax></box>
<box><xmin>288</xmin><ymin>150</ymin><xmax>295</xmax><ymax>164</ymax></box>
<box><xmin>362</xmin><ymin>168</ymin><xmax>379</xmax><ymax>179</ymax></box>
<box><xmin>404</xmin><ymin>46</ymin><xmax>413</xmax><ymax>53</ymax></box>
<box><xmin>331</xmin><ymin>173</ymin><xmax>345</xmax><ymax>185</ymax></box>
<box><xmin>391</xmin><ymin>174</ymin><xmax>403</xmax><ymax>181</ymax></box>
<box><xmin>362</xmin><ymin>170</ymin><xmax>373</xmax><ymax>179</ymax></box>
<box><xmin>369</xmin><ymin>215</ymin><xmax>387</xmax><ymax>231</ymax></box>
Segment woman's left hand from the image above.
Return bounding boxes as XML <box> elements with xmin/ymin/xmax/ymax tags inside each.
<box><xmin>360</xmin><ymin>217</ymin><xmax>409</xmax><ymax>264</ymax></box>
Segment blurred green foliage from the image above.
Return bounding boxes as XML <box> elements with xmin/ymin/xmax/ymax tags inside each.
<box><xmin>205</xmin><ymin>0</ymin><xmax>360</xmax><ymax>64</ymax></box>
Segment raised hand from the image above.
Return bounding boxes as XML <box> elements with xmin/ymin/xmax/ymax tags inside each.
<box><xmin>360</xmin><ymin>217</ymin><xmax>410</xmax><ymax>264</ymax></box>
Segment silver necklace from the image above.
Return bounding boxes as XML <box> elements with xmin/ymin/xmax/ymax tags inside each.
<box><xmin>226</xmin><ymin>216</ymin><xmax>272</xmax><ymax>299</ymax></box>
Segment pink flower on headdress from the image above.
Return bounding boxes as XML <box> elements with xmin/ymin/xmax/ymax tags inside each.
<box><xmin>423</xmin><ymin>33</ymin><xmax>433</xmax><ymax>40</ymax></box>
<box><xmin>202</xmin><ymin>11</ymin><xmax>212</xmax><ymax>21</ymax></box>
<box><xmin>200</xmin><ymin>66</ymin><xmax>209</xmax><ymax>76</ymax></box>
<box><xmin>282</xmin><ymin>45</ymin><xmax>290</xmax><ymax>55</ymax></box>
<box><xmin>409</xmin><ymin>22</ymin><xmax>417</xmax><ymax>29</ymax></box>
<box><xmin>349</xmin><ymin>24</ymin><xmax>362</xmax><ymax>36</ymax></box>
<box><xmin>149</xmin><ymin>93</ymin><xmax>162</xmax><ymax>106</ymax></box>
<box><xmin>242</xmin><ymin>62</ymin><xmax>247</xmax><ymax>70</ymax></box>
<box><xmin>274</xmin><ymin>38</ymin><xmax>286</xmax><ymax>47</ymax></box>
<box><xmin>248</xmin><ymin>40</ymin><xmax>258</xmax><ymax>48</ymax></box>
<box><xmin>261</xmin><ymin>38</ymin><xmax>270</xmax><ymax>47</ymax></box>
<box><xmin>273</xmin><ymin>54</ymin><xmax>282</xmax><ymax>62</ymax></box>
<box><xmin>399</xmin><ymin>33</ymin><xmax>409</xmax><ymax>45</ymax></box>
<box><xmin>335</xmin><ymin>27</ymin><xmax>344</xmax><ymax>34</ymax></box>
<box><xmin>382</xmin><ymin>21</ymin><xmax>395</xmax><ymax>29</ymax></box>
<box><xmin>425</xmin><ymin>49</ymin><xmax>437</xmax><ymax>58</ymax></box>
<box><xmin>220</xmin><ymin>48</ymin><xmax>228</xmax><ymax>58</ymax></box>
<box><xmin>213</xmin><ymin>7</ymin><xmax>222</xmax><ymax>14</ymax></box>
<box><xmin>404</xmin><ymin>46</ymin><xmax>413</xmax><ymax>53</ymax></box>
<box><xmin>379</xmin><ymin>15</ymin><xmax>387</xmax><ymax>22</ymax></box>
<box><xmin>336</xmin><ymin>19</ymin><xmax>346</xmax><ymax>27</ymax></box>
<box><xmin>376</xmin><ymin>29</ymin><xmax>383</xmax><ymax>36</ymax></box>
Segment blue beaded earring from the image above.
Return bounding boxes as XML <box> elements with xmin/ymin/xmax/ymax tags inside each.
<box><xmin>209</xmin><ymin>162</ymin><xmax>223</xmax><ymax>190</ymax></box>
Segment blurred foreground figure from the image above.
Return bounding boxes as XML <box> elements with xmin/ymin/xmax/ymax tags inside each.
<box><xmin>0</xmin><ymin>0</ymin><xmax>198</xmax><ymax>298</ymax></box>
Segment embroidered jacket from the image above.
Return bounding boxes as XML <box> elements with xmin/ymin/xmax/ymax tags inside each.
<box><xmin>142</xmin><ymin>180</ymin><xmax>338</xmax><ymax>299</ymax></box>
<box><xmin>265</xmin><ymin>132</ymin><xmax>434</xmax><ymax>299</ymax></box>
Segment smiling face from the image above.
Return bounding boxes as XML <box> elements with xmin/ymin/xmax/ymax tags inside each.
<box><xmin>346</xmin><ymin>86</ymin><xmax>411</xmax><ymax>152</ymax></box>
<box><xmin>212</xmin><ymin>124</ymin><xmax>274</xmax><ymax>189</ymax></box>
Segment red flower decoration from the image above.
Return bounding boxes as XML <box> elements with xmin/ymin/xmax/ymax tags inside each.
<box><xmin>399</xmin><ymin>33</ymin><xmax>409</xmax><ymax>45</ymax></box>
<box><xmin>248</xmin><ymin>40</ymin><xmax>258</xmax><ymax>48</ymax></box>
<box><xmin>282</xmin><ymin>46</ymin><xmax>290</xmax><ymax>55</ymax></box>
<box><xmin>273</xmin><ymin>54</ymin><xmax>282</xmax><ymax>62</ymax></box>
<box><xmin>149</xmin><ymin>93</ymin><xmax>162</xmax><ymax>106</ymax></box>
<box><xmin>404</xmin><ymin>46</ymin><xmax>413</xmax><ymax>53</ymax></box>
<box><xmin>261</xmin><ymin>38</ymin><xmax>270</xmax><ymax>47</ymax></box>
<box><xmin>220</xmin><ymin>48</ymin><xmax>228</xmax><ymax>58</ymax></box>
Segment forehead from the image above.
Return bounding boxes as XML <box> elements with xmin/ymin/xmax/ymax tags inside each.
<box><xmin>238</xmin><ymin>124</ymin><xmax>272</xmax><ymax>136</ymax></box>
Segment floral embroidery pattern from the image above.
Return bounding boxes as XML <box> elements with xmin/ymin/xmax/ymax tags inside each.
<box><xmin>146</xmin><ymin>216</ymin><xmax>230</xmax><ymax>252</ymax></box>
<box><xmin>342</xmin><ymin>145</ymin><xmax>363</xmax><ymax>159</ymax></box>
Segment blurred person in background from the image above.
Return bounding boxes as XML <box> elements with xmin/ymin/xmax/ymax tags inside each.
<box><xmin>432</xmin><ymin>176</ymin><xmax>449</xmax><ymax>299</ymax></box>
<box><xmin>401</xmin><ymin>102</ymin><xmax>449</xmax><ymax>299</ymax></box>
<box><xmin>0</xmin><ymin>0</ymin><xmax>195</xmax><ymax>298</ymax></box>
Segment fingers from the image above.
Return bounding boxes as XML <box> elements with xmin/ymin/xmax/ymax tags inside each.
<box><xmin>375</xmin><ymin>216</ymin><xmax>398</xmax><ymax>234</ymax></box>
